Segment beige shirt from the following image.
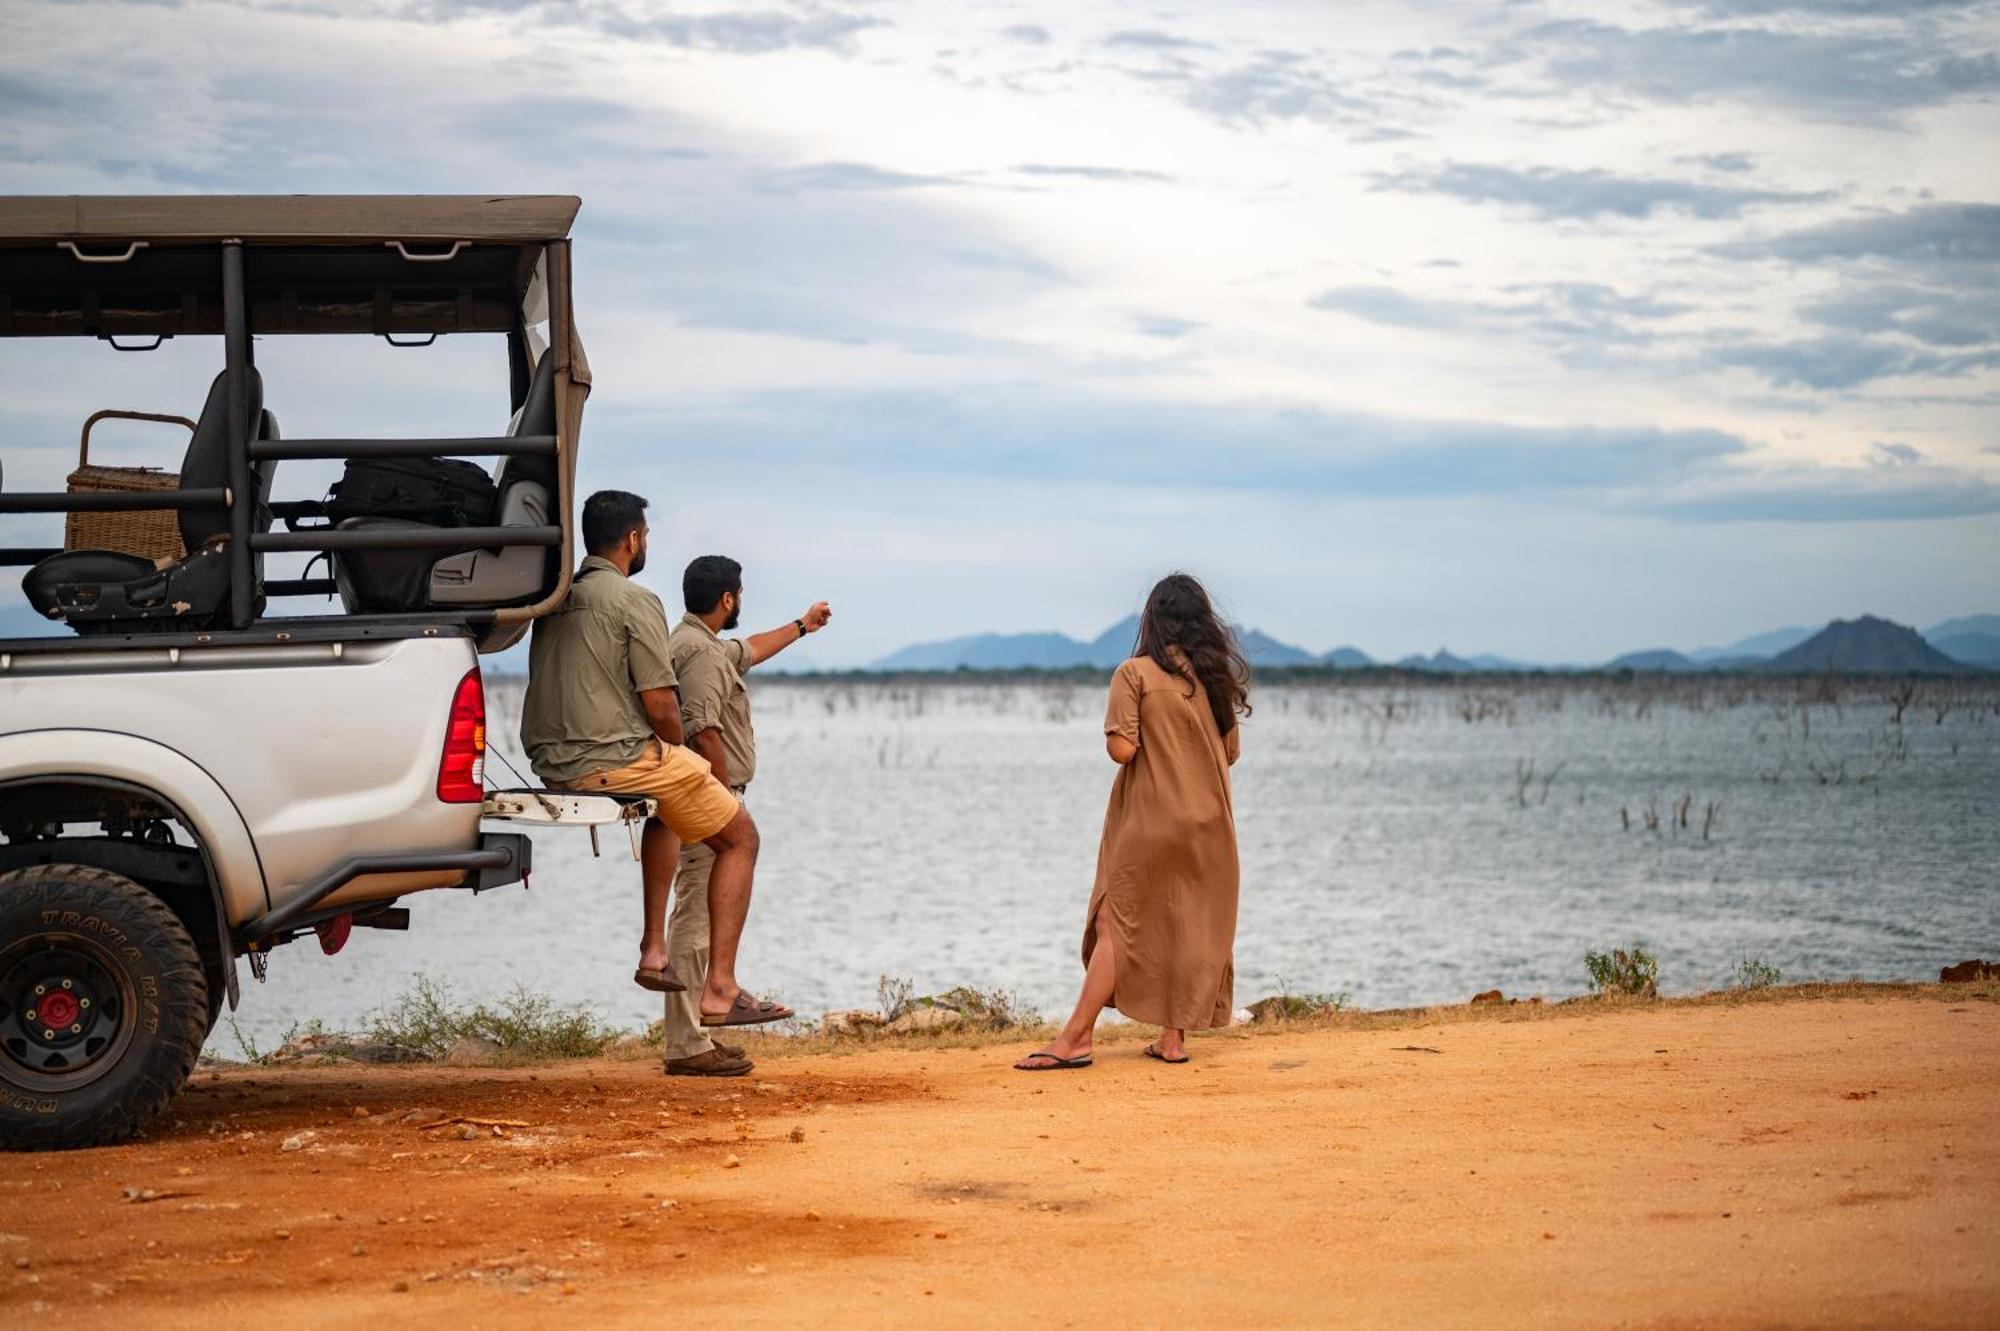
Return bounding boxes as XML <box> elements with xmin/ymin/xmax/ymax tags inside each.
<box><xmin>668</xmin><ymin>612</ymin><xmax>756</xmax><ymax>789</ymax></box>
<box><xmin>520</xmin><ymin>556</ymin><xmax>678</xmax><ymax>785</ymax></box>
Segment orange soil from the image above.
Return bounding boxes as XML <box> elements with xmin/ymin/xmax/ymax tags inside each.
<box><xmin>2</xmin><ymin>990</ymin><xmax>1995</xmax><ymax>1328</ymax></box>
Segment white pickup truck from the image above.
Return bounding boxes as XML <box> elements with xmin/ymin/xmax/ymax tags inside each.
<box><xmin>0</xmin><ymin>195</ymin><xmax>616</xmax><ymax>1149</ymax></box>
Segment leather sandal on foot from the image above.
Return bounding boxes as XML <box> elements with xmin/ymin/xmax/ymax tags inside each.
<box><xmin>1143</xmin><ymin>1043</ymin><xmax>1189</xmax><ymax>1064</ymax></box>
<box><xmin>634</xmin><ymin>965</ymin><xmax>687</xmax><ymax>993</ymax></box>
<box><xmin>699</xmin><ymin>991</ymin><xmax>794</xmax><ymax>1028</ymax></box>
<box><xmin>1015</xmin><ymin>1049</ymin><xmax>1093</xmax><ymax>1071</ymax></box>
<box><xmin>665</xmin><ymin>1048</ymin><xmax>753</xmax><ymax>1077</ymax></box>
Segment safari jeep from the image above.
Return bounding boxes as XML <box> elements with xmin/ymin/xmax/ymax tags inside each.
<box><xmin>0</xmin><ymin>195</ymin><xmax>635</xmax><ymax>1149</ymax></box>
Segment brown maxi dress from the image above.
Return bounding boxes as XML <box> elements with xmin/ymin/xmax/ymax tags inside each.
<box><xmin>1083</xmin><ymin>653</ymin><xmax>1243</xmax><ymax>1030</ymax></box>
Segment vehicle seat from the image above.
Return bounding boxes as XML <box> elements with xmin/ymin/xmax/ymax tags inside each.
<box><xmin>331</xmin><ymin>352</ymin><xmax>556</xmax><ymax>614</ymax></box>
<box><xmin>24</xmin><ymin>372</ymin><xmax>274</xmax><ymax>633</ymax></box>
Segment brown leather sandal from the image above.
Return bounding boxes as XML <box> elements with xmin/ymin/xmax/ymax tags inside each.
<box><xmin>699</xmin><ymin>991</ymin><xmax>794</xmax><ymax>1028</ymax></box>
<box><xmin>634</xmin><ymin>965</ymin><xmax>686</xmax><ymax>993</ymax></box>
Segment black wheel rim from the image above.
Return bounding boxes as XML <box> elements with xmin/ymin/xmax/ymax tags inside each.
<box><xmin>0</xmin><ymin>933</ymin><xmax>137</xmax><ymax>1093</ymax></box>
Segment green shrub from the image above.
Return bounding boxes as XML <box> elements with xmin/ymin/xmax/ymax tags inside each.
<box><xmin>1732</xmin><ymin>955</ymin><xmax>1782</xmax><ymax>990</ymax></box>
<box><xmin>1247</xmin><ymin>981</ymin><xmax>1350</xmax><ymax>1022</ymax></box>
<box><xmin>1585</xmin><ymin>945</ymin><xmax>1660</xmax><ymax>997</ymax></box>
<box><xmin>367</xmin><ymin>975</ymin><xmax>616</xmax><ymax>1061</ymax></box>
<box><xmin>874</xmin><ymin>975</ymin><xmax>1041</xmax><ymax>1030</ymax></box>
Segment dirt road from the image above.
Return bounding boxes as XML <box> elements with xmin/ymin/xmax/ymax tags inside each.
<box><xmin>2</xmin><ymin>988</ymin><xmax>1995</xmax><ymax>1328</ymax></box>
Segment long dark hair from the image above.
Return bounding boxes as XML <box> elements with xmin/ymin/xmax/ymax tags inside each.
<box><xmin>1134</xmin><ymin>573</ymin><xmax>1251</xmax><ymax>737</ymax></box>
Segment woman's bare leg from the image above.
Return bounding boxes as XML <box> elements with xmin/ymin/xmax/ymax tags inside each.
<box><xmin>1016</xmin><ymin>911</ymin><xmax>1115</xmax><ymax>1067</ymax></box>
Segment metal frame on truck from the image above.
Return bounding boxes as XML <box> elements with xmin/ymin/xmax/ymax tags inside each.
<box><xmin>0</xmin><ymin>195</ymin><xmax>590</xmax><ymax>653</ymax></box>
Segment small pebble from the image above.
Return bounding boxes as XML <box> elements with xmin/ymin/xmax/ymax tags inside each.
<box><xmin>391</xmin><ymin>1280</ymin><xmax>409</xmax><ymax>1294</ymax></box>
<box><xmin>722</xmin><ymin>1153</ymin><xmax>742</xmax><ymax>1169</ymax></box>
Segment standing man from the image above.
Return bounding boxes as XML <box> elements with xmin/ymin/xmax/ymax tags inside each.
<box><xmin>521</xmin><ymin>492</ymin><xmax>795</xmax><ymax>1033</ymax></box>
<box><xmin>661</xmin><ymin>555</ymin><xmax>831</xmax><ymax>1076</ymax></box>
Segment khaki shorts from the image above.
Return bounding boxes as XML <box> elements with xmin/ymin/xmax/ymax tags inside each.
<box><xmin>562</xmin><ymin>739</ymin><xmax>740</xmax><ymax>843</ymax></box>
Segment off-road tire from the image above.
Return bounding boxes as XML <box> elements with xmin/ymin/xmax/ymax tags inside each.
<box><xmin>0</xmin><ymin>863</ymin><xmax>209</xmax><ymax>1150</ymax></box>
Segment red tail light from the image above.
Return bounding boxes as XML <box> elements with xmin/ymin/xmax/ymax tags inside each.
<box><xmin>436</xmin><ymin>668</ymin><xmax>487</xmax><ymax>803</ymax></box>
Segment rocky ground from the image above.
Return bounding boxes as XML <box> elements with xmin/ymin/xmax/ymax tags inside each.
<box><xmin>1</xmin><ymin>984</ymin><xmax>1995</xmax><ymax>1328</ymax></box>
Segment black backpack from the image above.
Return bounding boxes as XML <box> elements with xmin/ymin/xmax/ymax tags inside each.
<box><xmin>327</xmin><ymin>457</ymin><xmax>498</xmax><ymax>528</ymax></box>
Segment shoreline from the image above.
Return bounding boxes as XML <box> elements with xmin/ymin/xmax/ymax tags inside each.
<box><xmin>216</xmin><ymin>977</ymin><xmax>1996</xmax><ymax>1070</ymax></box>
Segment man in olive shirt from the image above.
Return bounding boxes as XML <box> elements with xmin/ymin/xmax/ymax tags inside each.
<box><xmin>521</xmin><ymin>491</ymin><xmax>793</xmax><ymax>1033</ymax></box>
<box><xmin>661</xmin><ymin>555</ymin><xmax>831</xmax><ymax>1075</ymax></box>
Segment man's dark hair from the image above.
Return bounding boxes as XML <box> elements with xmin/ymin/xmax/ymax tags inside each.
<box><xmin>683</xmin><ymin>555</ymin><xmax>743</xmax><ymax>615</ymax></box>
<box><xmin>582</xmin><ymin>490</ymin><xmax>648</xmax><ymax>554</ymax></box>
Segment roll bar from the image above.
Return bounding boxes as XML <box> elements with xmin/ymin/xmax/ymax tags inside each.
<box><xmin>0</xmin><ymin>236</ymin><xmax>578</xmax><ymax>634</ymax></box>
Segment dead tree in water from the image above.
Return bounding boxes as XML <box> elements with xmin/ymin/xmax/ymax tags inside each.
<box><xmin>1539</xmin><ymin>760</ymin><xmax>1567</xmax><ymax>805</ymax></box>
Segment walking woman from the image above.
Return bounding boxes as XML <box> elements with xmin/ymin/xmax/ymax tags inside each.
<box><xmin>1016</xmin><ymin>573</ymin><xmax>1249</xmax><ymax>1070</ymax></box>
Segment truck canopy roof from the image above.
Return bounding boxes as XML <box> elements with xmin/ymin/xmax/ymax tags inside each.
<box><xmin>0</xmin><ymin>194</ymin><xmax>580</xmax><ymax>338</ymax></box>
<box><xmin>0</xmin><ymin>195</ymin><xmax>581</xmax><ymax>246</ymax></box>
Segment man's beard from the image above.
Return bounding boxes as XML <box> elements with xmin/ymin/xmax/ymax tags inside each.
<box><xmin>629</xmin><ymin>548</ymin><xmax>646</xmax><ymax>575</ymax></box>
<box><xmin>722</xmin><ymin>601</ymin><xmax>741</xmax><ymax>631</ymax></box>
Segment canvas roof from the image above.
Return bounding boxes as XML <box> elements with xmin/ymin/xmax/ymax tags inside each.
<box><xmin>0</xmin><ymin>195</ymin><xmax>581</xmax><ymax>246</ymax></box>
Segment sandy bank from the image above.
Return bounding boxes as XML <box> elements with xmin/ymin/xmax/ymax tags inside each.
<box><xmin>2</xmin><ymin>985</ymin><xmax>1995</xmax><ymax>1328</ymax></box>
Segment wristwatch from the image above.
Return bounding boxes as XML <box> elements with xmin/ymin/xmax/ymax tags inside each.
<box><xmin>794</xmin><ymin>618</ymin><xmax>808</xmax><ymax>637</ymax></box>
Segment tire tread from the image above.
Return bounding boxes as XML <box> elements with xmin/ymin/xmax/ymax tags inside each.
<box><xmin>0</xmin><ymin>863</ymin><xmax>209</xmax><ymax>1151</ymax></box>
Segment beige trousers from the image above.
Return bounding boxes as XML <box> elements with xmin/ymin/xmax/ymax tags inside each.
<box><xmin>661</xmin><ymin>834</ymin><xmax>719</xmax><ymax>1062</ymax></box>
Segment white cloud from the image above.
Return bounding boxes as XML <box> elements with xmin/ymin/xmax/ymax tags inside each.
<box><xmin>0</xmin><ymin>0</ymin><xmax>1995</xmax><ymax>658</ymax></box>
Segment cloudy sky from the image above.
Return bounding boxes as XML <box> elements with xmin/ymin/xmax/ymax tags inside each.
<box><xmin>2</xmin><ymin>0</ymin><xmax>1996</xmax><ymax>665</ymax></box>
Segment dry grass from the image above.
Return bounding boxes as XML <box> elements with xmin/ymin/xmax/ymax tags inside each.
<box><xmin>703</xmin><ymin>979</ymin><xmax>2000</xmax><ymax>1062</ymax></box>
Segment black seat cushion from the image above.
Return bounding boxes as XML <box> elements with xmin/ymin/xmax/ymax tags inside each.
<box><xmin>23</xmin><ymin>551</ymin><xmax>155</xmax><ymax>616</ymax></box>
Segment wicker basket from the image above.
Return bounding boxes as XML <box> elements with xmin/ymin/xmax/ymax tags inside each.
<box><xmin>64</xmin><ymin>410</ymin><xmax>195</xmax><ymax>562</ymax></box>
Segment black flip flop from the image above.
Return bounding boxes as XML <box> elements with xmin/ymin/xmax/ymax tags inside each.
<box><xmin>1144</xmin><ymin>1043</ymin><xmax>1189</xmax><ymax>1064</ymax></box>
<box><xmin>1015</xmin><ymin>1049</ymin><xmax>1093</xmax><ymax>1071</ymax></box>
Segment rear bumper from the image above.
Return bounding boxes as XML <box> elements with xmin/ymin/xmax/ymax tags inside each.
<box><xmin>234</xmin><ymin>831</ymin><xmax>530</xmax><ymax>947</ymax></box>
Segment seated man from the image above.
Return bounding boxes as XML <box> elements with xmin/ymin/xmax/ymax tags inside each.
<box><xmin>520</xmin><ymin>490</ymin><xmax>791</xmax><ymax>1030</ymax></box>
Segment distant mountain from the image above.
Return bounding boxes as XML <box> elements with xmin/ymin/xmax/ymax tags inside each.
<box><xmin>1924</xmin><ymin>614</ymin><xmax>2000</xmax><ymax>642</ymax></box>
<box><xmin>1397</xmin><ymin>648</ymin><xmax>1478</xmax><ymax>673</ymax></box>
<box><xmin>873</xmin><ymin>630</ymin><xmax>1098</xmax><ymax>671</ymax></box>
<box><xmin>868</xmin><ymin>614</ymin><xmax>1323</xmax><ymax>671</ymax></box>
<box><xmin>1462</xmin><ymin>652</ymin><xmax>1545</xmax><ymax>671</ymax></box>
<box><xmin>1238</xmin><ymin>628</ymin><xmax>1319</xmax><ymax>667</ymax></box>
<box><xmin>1930</xmin><ymin>631</ymin><xmax>2000</xmax><ymax>669</ymax></box>
<box><xmin>1321</xmin><ymin>646</ymin><xmax>1374</xmax><ymax>667</ymax></box>
<box><xmin>1763</xmin><ymin>616</ymin><xmax>1972</xmax><ymax>674</ymax></box>
<box><xmin>1687</xmin><ymin>625</ymin><xmax>1813</xmax><ymax>663</ymax></box>
<box><xmin>1607</xmin><ymin>648</ymin><xmax>1695</xmax><ymax>672</ymax></box>
<box><xmin>1085</xmin><ymin>615</ymin><xmax>1140</xmax><ymax>667</ymax></box>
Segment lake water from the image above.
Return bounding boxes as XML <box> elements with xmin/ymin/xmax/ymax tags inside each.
<box><xmin>212</xmin><ymin>674</ymin><xmax>2000</xmax><ymax>1052</ymax></box>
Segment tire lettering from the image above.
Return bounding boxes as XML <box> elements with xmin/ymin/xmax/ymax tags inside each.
<box><xmin>2</xmin><ymin>1090</ymin><xmax>59</xmax><ymax>1115</ymax></box>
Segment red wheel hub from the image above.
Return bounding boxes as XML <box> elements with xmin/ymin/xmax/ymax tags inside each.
<box><xmin>37</xmin><ymin>989</ymin><xmax>80</xmax><ymax>1029</ymax></box>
